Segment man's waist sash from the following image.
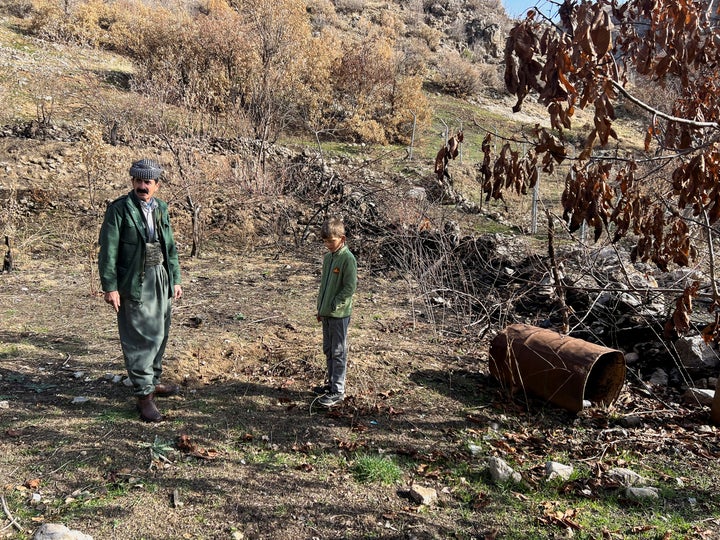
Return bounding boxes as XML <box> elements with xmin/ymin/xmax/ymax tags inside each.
<box><xmin>145</xmin><ymin>242</ymin><xmax>164</xmax><ymax>267</ymax></box>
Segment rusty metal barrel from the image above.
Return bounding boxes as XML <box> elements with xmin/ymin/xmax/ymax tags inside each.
<box><xmin>489</xmin><ymin>324</ymin><xmax>626</xmax><ymax>413</ymax></box>
<box><xmin>711</xmin><ymin>379</ymin><xmax>720</xmax><ymax>425</ymax></box>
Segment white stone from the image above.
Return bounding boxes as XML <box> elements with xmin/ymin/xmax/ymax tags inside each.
<box><xmin>545</xmin><ymin>461</ymin><xmax>574</xmax><ymax>481</ymax></box>
<box><xmin>608</xmin><ymin>467</ymin><xmax>649</xmax><ymax>487</ymax></box>
<box><xmin>407</xmin><ymin>187</ymin><xmax>427</xmax><ymax>200</ymax></box>
<box><xmin>487</xmin><ymin>456</ymin><xmax>522</xmax><ymax>484</ymax></box>
<box><xmin>33</xmin><ymin>523</ymin><xmax>94</xmax><ymax>540</ymax></box>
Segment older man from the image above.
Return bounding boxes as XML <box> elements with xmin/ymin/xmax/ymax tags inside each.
<box><xmin>98</xmin><ymin>158</ymin><xmax>183</xmax><ymax>422</ymax></box>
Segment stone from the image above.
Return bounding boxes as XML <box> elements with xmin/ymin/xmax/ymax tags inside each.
<box><xmin>545</xmin><ymin>461</ymin><xmax>574</xmax><ymax>481</ymax></box>
<box><xmin>409</xmin><ymin>484</ymin><xmax>438</xmax><ymax>506</ymax></box>
<box><xmin>33</xmin><ymin>523</ymin><xmax>94</xmax><ymax>540</ymax></box>
<box><xmin>619</xmin><ymin>415</ymin><xmax>643</xmax><ymax>428</ymax></box>
<box><xmin>682</xmin><ymin>388</ymin><xmax>714</xmax><ymax>406</ymax></box>
<box><xmin>608</xmin><ymin>467</ymin><xmax>649</xmax><ymax>487</ymax></box>
<box><xmin>487</xmin><ymin>456</ymin><xmax>522</xmax><ymax>484</ymax></box>
<box><xmin>675</xmin><ymin>336</ymin><xmax>719</xmax><ymax>371</ymax></box>
<box><xmin>648</xmin><ymin>369</ymin><xmax>668</xmax><ymax>386</ymax></box>
<box><xmin>626</xmin><ymin>486</ymin><xmax>659</xmax><ymax>500</ymax></box>
<box><xmin>407</xmin><ymin>187</ymin><xmax>427</xmax><ymax>200</ymax></box>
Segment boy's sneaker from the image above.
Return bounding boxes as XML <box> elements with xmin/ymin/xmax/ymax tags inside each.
<box><xmin>318</xmin><ymin>392</ymin><xmax>345</xmax><ymax>407</ymax></box>
<box><xmin>312</xmin><ymin>384</ymin><xmax>330</xmax><ymax>395</ymax></box>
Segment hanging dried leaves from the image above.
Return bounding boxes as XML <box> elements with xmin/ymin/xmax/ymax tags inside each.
<box><xmin>501</xmin><ymin>0</ymin><xmax>720</xmax><ymax>334</ymax></box>
<box><xmin>664</xmin><ymin>281</ymin><xmax>700</xmax><ymax>339</ymax></box>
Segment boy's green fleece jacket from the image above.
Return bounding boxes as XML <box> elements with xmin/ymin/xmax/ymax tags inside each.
<box><xmin>317</xmin><ymin>244</ymin><xmax>357</xmax><ymax>318</ymax></box>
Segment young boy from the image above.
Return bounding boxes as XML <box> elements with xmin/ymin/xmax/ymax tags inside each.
<box><xmin>315</xmin><ymin>217</ymin><xmax>357</xmax><ymax>407</ymax></box>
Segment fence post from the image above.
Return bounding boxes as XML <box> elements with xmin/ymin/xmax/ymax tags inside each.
<box><xmin>408</xmin><ymin>112</ymin><xmax>417</xmax><ymax>160</ymax></box>
<box><xmin>530</xmin><ymin>144</ymin><xmax>540</xmax><ymax>235</ymax></box>
<box><xmin>459</xmin><ymin>120</ymin><xmax>463</xmax><ymax>164</ymax></box>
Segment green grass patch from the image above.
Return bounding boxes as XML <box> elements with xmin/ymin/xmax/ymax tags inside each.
<box><xmin>351</xmin><ymin>453</ymin><xmax>403</xmax><ymax>485</ymax></box>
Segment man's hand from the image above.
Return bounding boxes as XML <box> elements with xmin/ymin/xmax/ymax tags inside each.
<box><xmin>104</xmin><ymin>291</ymin><xmax>120</xmax><ymax>313</ymax></box>
<box><xmin>174</xmin><ymin>285</ymin><xmax>183</xmax><ymax>300</ymax></box>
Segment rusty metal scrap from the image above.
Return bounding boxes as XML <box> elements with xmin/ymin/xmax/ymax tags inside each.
<box><xmin>489</xmin><ymin>324</ymin><xmax>626</xmax><ymax>413</ymax></box>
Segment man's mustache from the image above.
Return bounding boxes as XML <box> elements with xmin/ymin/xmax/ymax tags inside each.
<box><xmin>136</xmin><ymin>188</ymin><xmax>149</xmax><ymax>195</ymax></box>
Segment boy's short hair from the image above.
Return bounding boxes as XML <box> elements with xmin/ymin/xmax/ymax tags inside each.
<box><xmin>321</xmin><ymin>217</ymin><xmax>345</xmax><ymax>239</ymax></box>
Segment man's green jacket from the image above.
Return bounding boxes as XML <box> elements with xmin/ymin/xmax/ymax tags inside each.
<box><xmin>98</xmin><ymin>191</ymin><xmax>181</xmax><ymax>302</ymax></box>
<box><xmin>317</xmin><ymin>244</ymin><xmax>357</xmax><ymax>318</ymax></box>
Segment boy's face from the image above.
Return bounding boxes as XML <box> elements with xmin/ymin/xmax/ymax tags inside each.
<box><xmin>323</xmin><ymin>235</ymin><xmax>344</xmax><ymax>253</ymax></box>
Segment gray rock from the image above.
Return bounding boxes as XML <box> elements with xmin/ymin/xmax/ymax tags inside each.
<box><xmin>33</xmin><ymin>523</ymin><xmax>93</xmax><ymax>540</ymax></box>
<box><xmin>545</xmin><ymin>461</ymin><xmax>574</xmax><ymax>481</ymax></box>
<box><xmin>407</xmin><ymin>187</ymin><xmax>427</xmax><ymax>200</ymax></box>
<box><xmin>648</xmin><ymin>369</ymin><xmax>668</xmax><ymax>386</ymax></box>
<box><xmin>608</xmin><ymin>467</ymin><xmax>649</xmax><ymax>487</ymax></box>
<box><xmin>683</xmin><ymin>388</ymin><xmax>715</xmax><ymax>406</ymax></box>
<box><xmin>487</xmin><ymin>456</ymin><xmax>522</xmax><ymax>484</ymax></box>
<box><xmin>619</xmin><ymin>415</ymin><xmax>643</xmax><ymax>428</ymax></box>
<box><xmin>409</xmin><ymin>485</ymin><xmax>438</xmax><ymax>506</ymax></box>
<box><xmin>675</xmin><ymin>336</ymin><xmax>719</xmax><ymax>371</ymax></box>
<box><xmin>626</xmin><ymin>486</ymin><xmax>659</xmax><ymax>500</ymax></box>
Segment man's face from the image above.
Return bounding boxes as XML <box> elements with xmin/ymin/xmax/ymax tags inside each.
<box><xmin>133</xmin><ymin>178</ymin><xmax>159</xmax><ymax>202</ymax></box>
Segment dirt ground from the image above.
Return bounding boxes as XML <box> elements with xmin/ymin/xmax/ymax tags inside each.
<box><xmin>3</xmin><ymin>212</ymin><xmax>720</xmax><ymax>539</ymax></box>
<box><xmin>1</xmin><ymin>233</ymin><xmax>507</xmax><ymax>540</ymax></box>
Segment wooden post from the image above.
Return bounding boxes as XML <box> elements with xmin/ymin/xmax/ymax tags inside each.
<box><xmin>408</xmin><ymin>112</ymin><xmax>417</xmax><ymax>160</ymax></box>
<box><xmin>458</xmin><ymin>120</ymin><xmax>463</xmax><ymax>164</ymax></box>
<box><xmin>530</xmin><ymin>144</ymin><xmax>539</xmax><ymax>235</ymax></box>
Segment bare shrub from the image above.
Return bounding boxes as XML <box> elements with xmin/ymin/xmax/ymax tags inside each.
<box><xmin>408</xmin><ymin>21</ymin><xmax>442</xmax><ymax>51</ymax></box>
<box><xmin>334</xmin><ymin>0</ymin><xmax>365</xmax><ymax>14</ymax></box>
<box><xmin>476</xmin><ymin>62</ymin><xmax>505</xmax><ymax>94</ymax></box>
<box><xmin>380</xmin><ymin>222</ymin><xmax>507</xmax><ymax>336</ymax></box>
<box><xmin>306</xmin><ymin>0</ymin><xmax>338</xmax><ymax>28</ymax></box>
<box><xmin>342</xmin><ymin>116</ymin><xmax>388</xmax><ymax>145</ymax></box>
<box><xmin>618</xmin><ymin>77</ymin><xmax>683</xmax><ymax>122</ymax></box>
<box><xmin>383</xmin><ymin>191</ymin><xmax>430</xmax><ymax>232</ymax></box>
<box><xmin>433</xmin><ymin>50</ymin><xmax>481</xmax><ymax>98</ymax></box>
<box><xmin>26</xmin><ymin>0</ymin><xmax>69</xmax><ymax>42</ymax></box>
<box><xmin>26</xmin><ymin>0</ymin><xmax>120</xmax><ymax>46</ymax></box>
<box><xmin>78</xmin><ymin>124</ymin><xmax>111</xmax><ymax>212</ymax></box>
<box><xmin>230</xmin><ymin>155</ymin><xmax>289</xmax><ymax>197</ymax></box>
<box><xmin>0</xmin><ymin>0</ymin><xmax>34</xmax><ymax>18</ymax></box>
<box><xmin>466</xmin><ymin>0</ymin><xmax>503</xmax><ymax>12</ymax></box>
<box><xmin>332</xmin><ymin>31</ymin><xmax>431</xmax><ymax>144</ymax></box>
<box><xmin>0</xmin><ymin>72</ymin><xmax>17</xmax><ymax>125</ymax></box>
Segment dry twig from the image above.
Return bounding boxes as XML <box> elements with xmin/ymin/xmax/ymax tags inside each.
<box><xmin>0</xmin><ymin>495</ymin><xmax>23</xmax><ymax>533</ymax></box>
